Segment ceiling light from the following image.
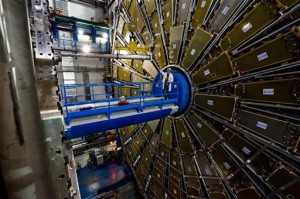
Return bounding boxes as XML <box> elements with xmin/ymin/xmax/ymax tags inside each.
<box><xmin>103</xmin><ymin>33</ymin><xmax>108</xmax><ymax>38</ymax></box>
<box><xmin>78</xmin><ymin>29</ymin><xmax>84</xmax><ymax>35</ymax></box>
<box><xmin>82</xmin><ymin>45</ymin><xmax>90</xmax><ymax>53</ymax></box>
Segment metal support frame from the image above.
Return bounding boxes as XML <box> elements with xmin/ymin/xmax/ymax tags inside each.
<box><xmin>60</xmin><ymin>52</ymin><xmax>152</xmax><ymax>60</ymax></box>
<box><xmin>0</xmin><ymin>0</ymin><xmax>53</xmax><ymax>198</ymax></box>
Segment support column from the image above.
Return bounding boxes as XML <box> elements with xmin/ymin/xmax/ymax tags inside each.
<box><xmin>0</xmin><ymin>0</ymin><xmax>53</xmax><ymax>198</ymax></box>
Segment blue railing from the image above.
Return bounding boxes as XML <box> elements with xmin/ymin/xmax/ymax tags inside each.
<box><xmin>60</xmin><ymin>82</ymin><xmax>180</xmax><ymax>124</ymax></box>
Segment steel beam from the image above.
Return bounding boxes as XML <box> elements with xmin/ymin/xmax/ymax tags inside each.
<box><xmin>60</xmin><ymin>52</ymin><xmax>152</xmax><ymax>60</ymax></box>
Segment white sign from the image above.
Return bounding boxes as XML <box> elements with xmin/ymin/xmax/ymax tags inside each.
<box><xmin>223</xmin><ymin>162</ymin><xmax>231</xmax><ymax>169</ymax></box>
<box><xmin>242</xmin><ymin>146</ymin><xmax>251</xmax><ymax>155</ymax></box>
<box><xmin>173</xmin><ymin>43</ymin><xmax>177</xmax><ymax>49</ymax></box>
<box><xmin>182</xmin><ymin>3</ymin><xmax>186</xmax><ymax>9</ymax></box>
<box><xmin>201</xmin><ymin>1</ymin><xmax>207</xmax><ymax>8</ymax></box>
<box><xmin>242</xmin><ymin>23</ymin><xmax>252</xmax><ymax>33</ymax></box>
<box><xmin>221</xmin><ymin>6</ymin><xmax>230</xmax><ymax>15</ymax></box>
<box><xmin>181</xmin><ymin>132</ymin><xmax>185</xmax><ymax>138</ymax></box>
<box><xmin>197</xmin><ymin>122</ymin><xmax>202</xmax><ymax>129</ymax></box>
<box><xmin>263</xmin><ymin>89</ymin><xmax>274</xmax><ymax>96</ymax></box>
<box><xmin>191</xmin><ymin>49</ymin><xmax>196</xmax><ymax>55</ymax></box>
<box><xmin>207</xmin><ymin>100</ymin><xmax>214</xmax><ymax>106</ymax></box>
<box><xmin>256</xmin><ymin>121</ymin><xmax>268</xmax><ymax>130</ymax></box>
<box><xmin>257</xmin><ymin>52</ymin><xmax>269</xmax><ymax>61</ymax></box>
<box><xmin>204</xmin><ymin>69</ymin><xmax>210</xmax><ymax>76</ymax></box>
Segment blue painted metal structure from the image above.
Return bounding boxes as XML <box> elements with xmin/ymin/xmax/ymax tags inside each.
<box><xmin>61</xmin><ymin>70</ymin><xmax>191</xmax><ymax>139</ymax></box>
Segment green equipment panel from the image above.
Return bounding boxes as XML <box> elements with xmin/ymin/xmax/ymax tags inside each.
<box><xmin>154</xmin><ymin>36</ymin><xmax>167</xmax><ymax>68</ymax></box>
<box><xmin>211</xmin><ymin>147</ymin><xmax>238</xmax><ymax>177</ymax></box>
<box><xmin>191</xmin><ymin>0</ymin><xmax>213</xmax><ymax>29</ymax></box>
<box><xmin>128</xmin><ymin>1</ymin><xmax>144</xmax><ymax>33</ymax></box>
<box><xmin>142</xmin><ymin>124</ymin><xmax>153</xmax><ymax>138</ymax></box>
<box><xmin>117</xmin><ymin>67</ymin><xmax>131</xmax><ymax>82</ymax></box>
<box><xmin>163</xmin><ymin>0</ymin><xmax>172</xmax><ymax>33</ymax></box>
<box><xmin>144</xmin><ymin>0</ymin><xmax>156</xmax><ymax>16</ymax></box>
<box><xmin>267</xmin><ymin>167</ymin><xmax>300</xmax><ymax>199</ymax></box>
<box><xmin>182</xmin><ymin>28</ymin><xmax>213</xmax><ymax>70</ymax></box>
<box><xmin>235</xmin><ymin>32</ymin><xmax>296</xmax><ymax>73</ymax></box>
<box><xmin>141</xmin><ymin>31</ymin><xmax>152</xmax><ymax>45</ymax></box>
<box><xmin>277</xmin><ymin>0</ymin><xmax>299</xmax><ymax>7</ymax></box>
<box><xmin>168</xmin><ymin>174</ymin><xmax>182</xmax><ymax>199</ymax></box>
<box><xmin>185</xmin><ymin>176</ymin><xmax>203</xmax><ymax>197</ymax></box>
<box><xmin>132</xmin><ymin>60</ymin><xmax>144</xmax><ymax>73</ymax></box>
<box><xmin>222</xmin><ymin>129</ymin><xmax>259</xmax><ymax>161</ymax></box>
<box><xmin>236</xmin><ymin>188</ymin><xmax>261</xmax><ymax>199</ymax></box>
<box><xmin>169</xmin><ymin>25</ymin><xmax>184</xmax><ymax>64</ymax></box>
<box><xmin>249</xmin><ymin>152</ymin><xmax>276</xmax><ymax>176</ymax></box>
<box><xmin>182</xmin><ymin>155</ymin><xmax>197</xmax><ymax>175</ymax></box>
<box><xmin>178</xmin><ymin>0</ymin><xmax>191</xmax><ymax>24</ymax></box>
<box><xmin>123</xmin><ymin>0</ymin><xmax>132</xmax><ymax>10</ymax></box>
<box><xmin>161</xmin><ymin>118</ymin><xmax>172</xmax><ymax>148</ymax></box>
<box><xmin>192</xmin><ymin>53</ymin><xmax>233</xmax><ymax>86</ymax></box>
<box><xmin>236</xmin><ymin>110</ymin><xmax>300</xmax><ymax>149</ymax></box>
<box><xmin>187</xmin><ymin>111</ymin><xmax>220</xmax><ymax>148</ymax></box>
<box><xmin>208</xmin><ymin>0</ymin><xmax>242</xmax><ymax>33</ymax></box>
<box><xmin>235</xmin><ymin>78</ymin><xmax>300</xmax><ymax>105</ymax></box>
<box><xmin>118</xmin><ymin>87</ymin><xmax>131</xmax><ymax>97</ymax></box>
<box><xmin>194</xmin><ymin>94</ymin><xmax>236</xmax><ymax>121</ymax></box>
<box><xmin>176</xmin><ymin>119</ymin><xmax>194</xmax><ymax>153</ymax></box>
<box><xmin>112</xmin><ymin>65</ymin><xmax>118</xmax><ymax>78</ymax></box>
<box><xmin>150</xmin><ymin>11</ymin><xmax>161</xmax><ymax>35</ymax></box>
<box><xmin>195</xmin><ymin>151</ymin><xmax>218</xmax><ymax>177</ymax></box>
<box><xmin>130</xmin><ymin>88</ymin><xmax>139</xmax><ymax>96</ymax></box>
<box><xmin>121</xmin><ymin>59</ymin><xmax>133</xmax><ymax>67</ymax></box>
<box><xmin>220</xmin><ymin>2</ymin><xmax>278</xmax><ymax>51</ymax></box>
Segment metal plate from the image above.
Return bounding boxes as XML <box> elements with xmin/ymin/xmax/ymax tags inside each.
<box><xmin>150</xmin><ymin>11</ymin><xmax>161</xmax><ymax>35</ymax></box>
<box><xmin>208</xmin><ymin>0</ymin><xmax>242</xmax><ymax>33</ymax></box>
<box><xmin>113</xmin><ymin>64</ymin><xmax>118</xmax><ymax>78</ymax></box>
<box><xmin>123</xmin><ymin>0</ymin><xmax>133</xmax><ymax>10</ymax></box>
<box><xmin>161</xmin><ymin>118</ymin><xmax>172</xmax><ymax>148</ymax></box>
<box><xmin>220</xmin><ymin>2</ymin><xmax>278</xmax><ymax>51</ymax></box>
<box><xmin>236</xmin><ymin>188</ymin><xmax>261</xmax><ymax>199</ymax></box>
<box><xmin>178</xmin><ymin>0</ymin><xmax>192</xmax><ymax>24</ymax></box>
<box><xmin>182</xmin><ymin>155</ymin><xmax>197</xmax><ymax>175</ymax></box>
<box><xmin>129</xmin><ymin>1</ymin><xmax>144</xmax><ymax>32</ymax></box>
<box><xmin>176</xmin><ymin>119</ymin><xmax>194</xmax><ymax>153</ymax></box>
<box><xmin>187</xmin><ymin>111</ymin><xmax>221</xmax><ymax>149</ymax></box>
<box><xmin>196</xmin><ymin>151</ymin><xmax>218</xmax><ymax>177</ymax></box>
<box><xmin>267</xmin><ymin>167</ymin><xmax>296</xmax><ymax>188</ymax></box>
<box><xmin>235</xmin><ymin>32</ymin><xmax>295</xmax><ymax>73</ymax></box>
<box><xmin>142</xmin><ymin>60</ymin><xmax>158</xmax><ymax>77</ymax></box>
<box><xmin>277</xmin><ymin>0</ymin><xmax>299</xmax><ymax>7</ymax></box>
<box><xmin>249</xmin><ymin>153</ymin><xmax>276</xmax><ymax>176</ymax></box>
<box><xmin>117</xmin><ymin>67</ymin><xmax>132</xmax><ymax>81</ymax></box>
<box><xmin>211</xmin><ymin>147</ymin><xmax>238</xmax><ymax>177</ymax></box>
<box><xmin>158</xmin><ymin>144</ymin><xmax>169</xmax><ymax>160</ymax></box>
<box><xmin>118</xmin><ymin>16</ymin><xmax>126</xmax><ymax>36</ymax></box>
<box><xmin>169</xmin><ymin>25</ymin><xmax>185</xmax><ymax>64</ymax></box>
<box><xmin>194</xmin><ymin>94</ymin><xmax>236</xmax><ymax>121</ymax></box>
<box><xmin>154</xmin><ymin>36</ymin><xmax>167</xmax><ymax>68</ymax></box>
<box><xmin>191</xmin><ymin>0</ymin><xmax>213</xmax><ymax>29</ymax></box>
<box><xmin>163</xmin><ymin>0</ymin><xmax>173</xmax><ymax>32</ymax></box>
<box><xmin>170</xmin><ymin>149</ymin><xmax>181</xmax><ymax>176</ymax></box>
<box><xmin>236</xmin><ymin>110</ymin><xmax>294</xmax><ymax>146</ymax></box>
<box><xmin>235</xmin><ymin>78</ymin><xmax>300</xmax><ymax>105</ymax></box>
<box><xmin>222</xmin><ymin>129</ymin><xmax>258</xmax><ymax>161</ymax></box>
<box><xmin>192</xmin><ymin>53</ymin><xmax>233</xmax><ymax>86</ymax></box>
<box><xmin>132</xmin><ymin>60</ymin><xmax>144</xmax><ymax>73</ymax></box>
<box><xmin>182</xmin><ymin>28</ymin><xmax>213</xmax><ymax>70</ymax></box>
<box><xmin>141</xmin><ymin>31</ymin><xmax>152</xmax><ymax>45</ymax></box>
<box><xmin>144</xmin><ymin>0</ymin><xmax>156</xmax><ymax>16</ymax></box>
<box><xmin>168</xmin><ymin>177</ymin><xmax>182</xmax><ymax>199</ymax></box>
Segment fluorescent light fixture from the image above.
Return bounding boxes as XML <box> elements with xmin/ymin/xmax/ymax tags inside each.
<box><xmin>82</xmin><ymin>45</ymin><xmax>91</xmax><ymax>53</ymax></box>
<box><xmin>78</xmin><ymin>29</ymin><xmax>84</xmax><ymax>35</ymax></box>
<box><xmin>103</xmin><ymin>33</ymin><xmax>108</xmax><ymax>38</ymax></box>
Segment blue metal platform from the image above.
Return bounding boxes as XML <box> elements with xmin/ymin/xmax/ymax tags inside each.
<box><xmin>60</xmin><ymin>70</ymin><xmax>192</xmax><ymax>139</ymax></box>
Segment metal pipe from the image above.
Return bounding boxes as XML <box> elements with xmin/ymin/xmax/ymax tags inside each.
<box><xmin>60</xmin><ymin>52</ymin><xmax>152</xmax><ymax>60</ymax></box>
<box><xmin>0</xmin><ymin>0</ymin><xmax>53</xmax><ymax>198</ymax></box>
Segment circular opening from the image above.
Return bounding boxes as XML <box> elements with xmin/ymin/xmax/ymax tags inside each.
<box><xmin>56</xmin><ymin>149</ymin><xmax>61</xmax><ymax>154</ymax></box>
<box><xmin>59</xmin><ymin>174</ymin><xmax>65</xmax><ymax>179</ymax></box>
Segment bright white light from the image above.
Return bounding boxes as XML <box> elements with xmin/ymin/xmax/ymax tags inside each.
<box><xmin>78</xmin><ymin>29</ymin><xmax>84</xmax><ymax>35</ymax></box>
<box><xmin>96</xmin><ymin>37</ymin><xmax>107</xmax><ymax>44</ymax></box>
<box><xmin>103</xmin><ymin>33</ymin><xmax>108</xmax><ymax>38</ymax></box>
<box><xmin>82</xmin><ymin>45</ymin><xmax>91</xmax><ymax>53</ymax></box>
